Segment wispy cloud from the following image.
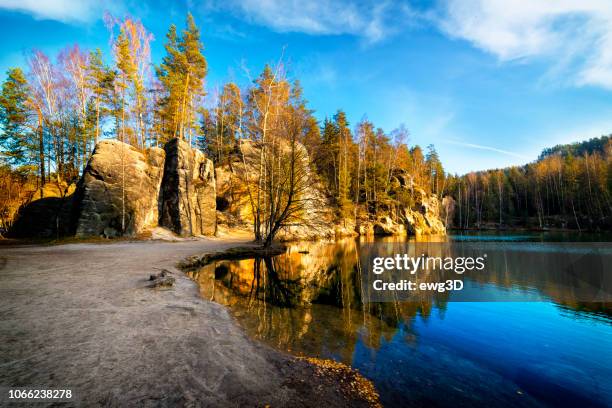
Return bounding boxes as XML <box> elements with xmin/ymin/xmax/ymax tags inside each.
<box><xmin>433</xmin><ymin>0</ymin><xmax>612</xmax><ymax>89</ymax></box>
<box><xmin>444</xmin><ymin>139</ymin><xmax>530</xmax><ymax>160</ymax></box>
<box><xmin>203</xmin><ymin>0</ymin><xmax>410</xmax><ymax>43</ymax></box>
<box><xmin>0</xmin><ymin>0</ymin><xmax>123</xmax><ymax>23</ymax></box>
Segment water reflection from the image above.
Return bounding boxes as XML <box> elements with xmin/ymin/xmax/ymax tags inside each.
<box><xmin>186</xmin><ymin>236</ymin><xmax>612</xmax><ymax>407</ymax></box>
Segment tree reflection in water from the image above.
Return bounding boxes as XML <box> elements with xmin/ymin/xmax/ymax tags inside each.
<box><xmin>187</xmin><ymin>237</ymin><xmax>611</xmax><ymax>364</ymax></box>
<box><xmin>186</xmin><ymin>236</ymin><xmax>612</xmax><ymax>408</ymax></box>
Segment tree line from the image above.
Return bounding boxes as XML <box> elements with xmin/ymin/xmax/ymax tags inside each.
<box><xmin>446</xmin><ymin>136</ymin><xmax>612</xmax><ymax>230</ymax></box>
<box><xmin>0</xmin><ymin>14</ymin><xmax>206</xmax><ymax>193</ymax></box>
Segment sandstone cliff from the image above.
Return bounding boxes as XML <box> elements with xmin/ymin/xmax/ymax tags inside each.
<box><xmin>72</xmin><ymin>140</ymin><xmax>165</xmax><ymax>238</ymax></box>
<box><xmin>215</xmin><ymin>139</ymin><xmax>335</xmax><ymax>241</ymax></box>
<box><xmin>9</xmin><ymin>137</ymin><xmax>447</xmax><ymax>240</ymax></box>
<box><xmin>9</xmin><ymin>138</ymin><xmax>216</xmax><ymax>239</ymax></box>
<box><xmin>357</xmin><ymin>170</ymin><xmax>447</xmax><ymax>237</ymax></box>
<box><xmin>402</xmin><ymin>188</ymin><xmax>446</xmax><ymax>236</ymax></box>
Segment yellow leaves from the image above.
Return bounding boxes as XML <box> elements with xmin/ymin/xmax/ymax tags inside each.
<box><xmin>297</xmin><ymin>356</ymin><xmax>382</xmax><ymax>408</ymax></box>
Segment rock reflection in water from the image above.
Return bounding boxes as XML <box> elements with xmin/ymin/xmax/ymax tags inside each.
<box><xmin>187</xmin><ymin>237</ymin><xmax>611</xmax><ymax>364</ymax></box>
<box><xmin>187</xmin><ymin>236</ymin><xmax>461</xmax><ymax>362</ymax></box>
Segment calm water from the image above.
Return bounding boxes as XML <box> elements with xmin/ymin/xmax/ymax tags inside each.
<box><xmin>187</xmin><ymin>233</ymin><xmax>612</xmax><ymax>408</ymax></box>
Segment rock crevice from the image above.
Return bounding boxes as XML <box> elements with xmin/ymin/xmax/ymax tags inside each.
<box><xmin>9</xmin><ymin>138</ymin><xmax>216</xmax><ymax>239</ymax></box>
<box><xmin>159</xmin><ymin>138</ymin><xmax>216</xmax><ymax>237</ymax></box>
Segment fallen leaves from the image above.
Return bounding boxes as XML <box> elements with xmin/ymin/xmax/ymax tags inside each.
<box><xmin>297</xmin><ymin>356</ymin><xmax>382</xmax><ymax>408</ymax></box>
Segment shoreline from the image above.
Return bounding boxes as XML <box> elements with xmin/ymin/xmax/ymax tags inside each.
<box><xmin>0</xmin><ymin>237</ymin><xmax>378</xmax><ymax>407</ymax></box>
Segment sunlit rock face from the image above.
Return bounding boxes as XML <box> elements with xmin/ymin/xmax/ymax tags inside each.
<box><xmin>214</xmin><ymin>165</ymin><xmax>254</xmax><ymax>234</ymax></box>
<box><xmin>159</xmin><ymin>138</ymin><xmax>216</xmax><ymax>236</ymax></box>
<box><xmin>215</xmin><ymin>139</ymin><xmax>335</xmax><ymax>241</ymax></box>
<box><xmin>378</xmin><ymin>170</ymin><xmax>447</xmax><ymax>236</ymax></box>
<box><xmin>403</xmin><ymin>188</ymin><xmax>446</xmax><ymax>236</ymax></box>
<box><xmin>72</xmin><ymin>140</ymin><xmax>165</xmax><ymax>238</ymax></box>
<box><xmin>373</xmin><ymin>216</ymin><xmax>406</xmax><ymax>236</ymax></box>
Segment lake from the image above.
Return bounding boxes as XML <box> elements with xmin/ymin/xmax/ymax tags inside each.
<box><xmin>187</xmin><ymin>232</ymin><xmax>612</xmax><ymax>407</ymax></box>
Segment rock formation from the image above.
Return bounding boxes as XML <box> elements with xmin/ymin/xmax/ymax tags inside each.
<box><xmin>8</xmin><ymin>196</ymin><xmax>73</xmax><ymax>238</ymax></box>
<box><xmin>362</xmin><ymin>170</ymin><xmax>447</xmax><ymax>236</ymax></box>
<box><xmin>401</xmin><ymin>188</ymin><xmax>446</xmax><ymax>235</ymax></box>
<box><xmin>159</xmin><ymin>138</ymin><xmax>216</xmax><ymax>236</ymax></box>
<box><xmin>215</xmin><ymin>139</ymin><xmax>335</xmax><ymax>241</ymax></box>
<box><xmin>72</xmin><ymin>140</ymin><xmax>165</xmax><ymax>238</ymax></box>
<box><xmin>9</xmin><ymin>136</ymin><xmax>446</xmax><ymax>240</ymax></box>
<box><xmin>373</xmin><ymin>216</ymin><xmax>406</xmax><ymax>236</ymax></box>
<box><xmin>7</xmin><ymin>183</ymin><xmax>76</xmax><ymax>239</ymax></box>
<box><xmin>9</xmin><ymin>138</ymin><xmax>217</xmax><ymax>239</ymax></box>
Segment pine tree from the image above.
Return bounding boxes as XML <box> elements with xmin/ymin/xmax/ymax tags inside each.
<box><xmin>86</xmin><ymin>49</ymin><xmax>113</xmax><ymax>146</ymax></box>
<box><xmin>114</xmin><ymin>29</ymin><xmax>134</xmax><ymax>145</ymax></box>
<box><xmin>156</xmin><ymin>14</ymin><xmax>207</xmax><ymax>144</ymax></box>
<box><xmin>0</xmin><ymin>68</ymin><xmax>31</xmax><ymax>168</ymax></box>
<box><xmin>426</xmin><ymin>144</ymin><xmax>444</xmax><ymax>195</ymax></box>
<box><xmin>156</xmin><ymin>24</ymin><xmax>181</xmax><ymax>142</ymax></box>
<box><xmin>334</xmin><ymin>111</ymin><xmax>353</xmax><ymax>220</ymax></box>
<box><xmin>206</xmin><ymin>82</ymin><xmax>242</xmax><ymax>164</ymax></box>
<box><xmin>180</xmin><ymin>13</ymin><xmax>207</xmax><ymax>143</ymax></box>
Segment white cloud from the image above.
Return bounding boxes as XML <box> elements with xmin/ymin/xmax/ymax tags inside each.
<box><xmin>0</xmin><ymin>0</ymin><xmax>122</xmax><ymax>23</ymax></box>
<box><xmin>207</xmin><ymin>0</ymin><xmax>404</xmax><ymax>43</ymax></box>
<box><xmin>435</xmin><ymin>0</ymin><xmax>612</xmax><ymax>88</ymax></box>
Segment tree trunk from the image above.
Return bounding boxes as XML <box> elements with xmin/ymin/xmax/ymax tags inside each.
<box><xmin>38</xmin><ymin>120</ymin><xmax>45</xmax><ymax>199</ymax></box>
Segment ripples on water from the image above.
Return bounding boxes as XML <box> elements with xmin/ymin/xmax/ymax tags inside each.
<box><xmin>187</xmin><ymin>233</ymin><xmax>612</xmax><ymax>408</ymax></box>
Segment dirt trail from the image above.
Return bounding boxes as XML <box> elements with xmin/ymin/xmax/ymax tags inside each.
<box><xmin>0</xmin><ymin>238</ymin><xmax>372</xmax><ymax>407</ymax></box>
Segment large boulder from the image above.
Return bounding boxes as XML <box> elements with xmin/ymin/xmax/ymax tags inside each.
<box><xmin>159</xmin><ymin>138</ymin><xmax>216</xmax><ymax>236</ymax></box>
<box><xmin>72</xmin><ymin>140</ymin><xmax>165</xmax><ymax>238</ymax></box>
<box><xmin>8</xmin><ymin>196</ymin><xmax>73</xmax><ymax>238</ymax></box>
<box><xmin>8</xmin><ymin>183</ymin><xmax>76</xmax><ymax>239</ymax></box>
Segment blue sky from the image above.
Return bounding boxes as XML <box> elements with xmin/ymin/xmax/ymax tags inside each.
<box><xmin>1</xmin><ymin>0</ymin><xmax>612</xmax><ymax>174</ymax></box>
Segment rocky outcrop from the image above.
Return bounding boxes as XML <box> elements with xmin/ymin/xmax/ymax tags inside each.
<box><xmin>72</xmin><ymin>140</ymin><xmax>165</xmax><ymax>238</ymax></box>
<box><xmin>7</xmin><ymin>183</ymin><xmax>76</xmax><ymax>239</ymax></box>
<box><xmin>10</xmin><ymin>138</ymin><xmax>218</xmax><ymax>240</ymax></box>
<box><xmin>9</xmin><ymin>136</ymin><xmax>444</xmax><ymax>241</ymax></box>
<box><xmin>334</xmin><ymin>219</ymin><xmax>359</xmax><ymax>238</ymax></box>
<box><xmin>368</xmin><ymin>169</ymin><xmax>446</xmax><ymax>236</ymax></box>
<box><xmin>159</xmin><ymin>138</ymin><xmax>216</xmax><ymax>236</ymax></box>
<box><xmin>215</xmin><ymin>139</ymin><xmax>334</xmax><ymax>241</ymax></box>
<box><xmin>8</xmin><ymin>196</ymin><xmax>73</xmax><ymax>238</ymax></box>
<box><xmin>401</xmin><ymin>188</ymin><xmax>446</xmax><ymax>235</ymax></box>
<box><xmin>214</xmin><ymin>165</ymin><xmax>253</xmax><ymax>233</ymax></box>
<box><xmin>373</xmin><ymin>216</ymin><xmax>406</xmax><ymax>236</ymax></box>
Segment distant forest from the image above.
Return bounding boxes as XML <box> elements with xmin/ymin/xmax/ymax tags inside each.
<box><xmin>0</xmin><ymin>13</ymin><xmax>610</xmax><ymax>233</ymax></box>
<box><xmin>446</xmin><ymin>136</ymin><xmax>612</xmax><ymax>230</ymax></box>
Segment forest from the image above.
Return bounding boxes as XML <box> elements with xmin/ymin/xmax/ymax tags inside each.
<box><xmin>446</xmin><ymin>136</ymin><xmax>612</xmax><ymax>231</ymax></box>
<box><xmin>0</xmin><ymin>13</ymin><xmax>610</xmax><ymax>234</ymax></box>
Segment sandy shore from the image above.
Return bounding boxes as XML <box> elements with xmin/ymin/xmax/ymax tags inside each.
<box><xmin>0</xmin><ymin>237</ymin><xmax>372</xmax><ymax>407</ymax></box>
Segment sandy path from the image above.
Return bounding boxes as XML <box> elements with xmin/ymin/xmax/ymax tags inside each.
<box><xmin>0</xmin><ymin>239</ymin><xmax>366</xmax><ymax>407</ymax></box>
